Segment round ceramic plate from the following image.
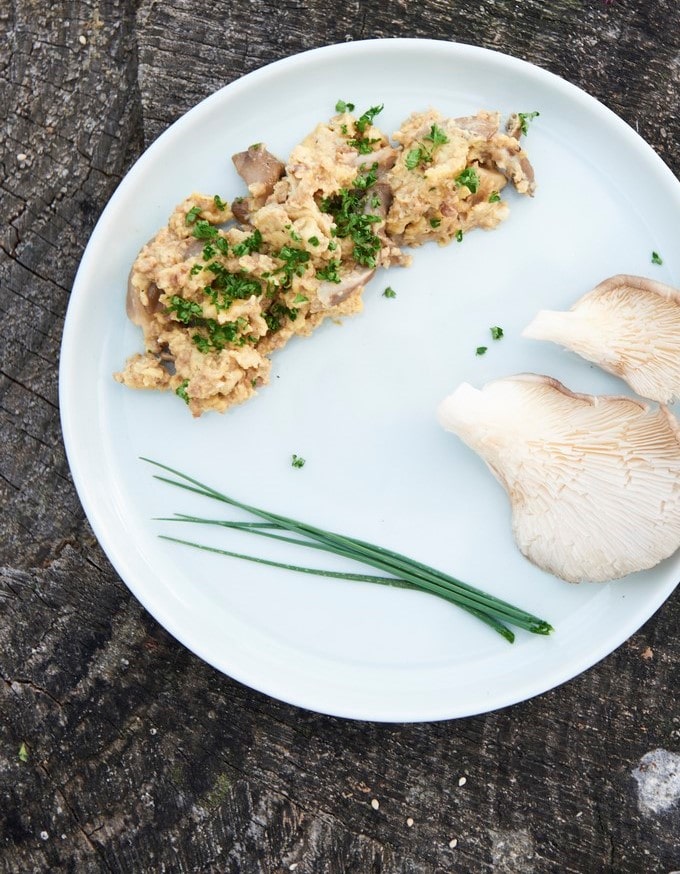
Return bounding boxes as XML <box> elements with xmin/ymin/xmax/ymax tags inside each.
<box><xmin>60</xmin><ymin>39</ymin><xmax>680</xmax><ymax>722</ymax></box>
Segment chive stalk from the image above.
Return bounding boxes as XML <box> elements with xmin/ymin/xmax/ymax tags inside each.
<box><xmin>144</xmin><ymin>458</ymin><xmax>553</xmax><ymax>643</ymax></box>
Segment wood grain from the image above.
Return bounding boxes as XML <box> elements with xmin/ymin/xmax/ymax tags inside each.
<box><xmin>1</xmin><ymin>0</ymin><xmax>679</xmax><ymax>871</ymax></box>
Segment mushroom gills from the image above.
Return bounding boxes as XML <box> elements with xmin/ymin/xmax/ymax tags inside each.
<box><xmin>523</xmin><ymin>274</ymin><xmax>680</xmax><ymax>404</ymax></box>
<box><xmin>437</xmin><ymin>374</ymin><xmax>680</xmax><ymax>583</ymax></box>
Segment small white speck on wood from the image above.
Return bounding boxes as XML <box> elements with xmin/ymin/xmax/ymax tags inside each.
<box><xmin>17</xmin><ymin>153</ymin><xmax>28</xmax><ymax>161</ymax></box>
<box><xmin>458</xmin><ymin>776</ymin><xmax>467</xmax><ymax>787</ymax></box>
<box><xmin>79</xmin><ymin>34</ymin><xmax>87</xmax><ymax>45</ymax></box>
<box><xmin>406</xmin><ymin>817</ymin><xmax>414</xmax><ymax>828</ymax></box>
<box><xmin>449</xmin><ymin>838</ymin><xmax>458</xmax><ymax>849</ymax></box>
<box><xmin>371</xmin><ymin>798</ymin><xmax>379</xmax><ymax>810</ymax></box>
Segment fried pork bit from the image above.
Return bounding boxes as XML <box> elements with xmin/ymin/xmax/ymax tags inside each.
<box><xmin>385</xmin><ymin>109</ymin><xmax>535</xmax><ymax>247</ymax></box>
<box><xmin>438</xmin><ymin>375</ymin><xmax>680</xmax><ymax>583</ymax></box>
<box><xmin>523</xmin><ymin>275</ymin><xmax>680</xmax><ymax>405</ymax></box>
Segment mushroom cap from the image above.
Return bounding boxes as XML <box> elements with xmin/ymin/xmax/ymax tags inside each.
<box><xmin>437</xmin><ymin>374</ymin><xmax>680</xmax><ymax>583</ymax></box>
<box><xmin>522</xmin><ymin>275</ymin><xmax>680</xmax><ymax>404</ymax></box>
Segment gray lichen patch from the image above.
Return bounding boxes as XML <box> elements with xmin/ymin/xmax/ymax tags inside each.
<box><xmin>632</xmin><ymin>749</ymin><xmax>680</xmax><ymax>815</ymax></box>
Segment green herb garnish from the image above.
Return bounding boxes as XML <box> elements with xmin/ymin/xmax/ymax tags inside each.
<box><xmin>190</xmin><ymin>264</ymin><xmax>203</xmax><ymax>276</ymax></box>
<box><xmin>291</xmin><ymin>454</ymin><xmax>306</xmax><ymax>469</ymax></box>
<box><xmin>476</xmin><ymin>346</ymin><xmax>488</xmax><ymax>356</ymax></box>
<box><xmin>488</xmin><ymin>191</ymin><xmax>501</xmax><ymax>203</ymax></box>
<box><xmin>167</xmin><ymin>295</ymin><xmax>203</xmax><ymax>324</ymax></box>
<box><xmin>430</xmin><ymin>217</ymin><xmax>442</xmax><ymax>228</ymax></box>
<box><xmin>273</xmin><ymin>245</ymin><xmax>311</xmax><ymax>288</ymax></box>
<box><xmin>145</xmin><ymin>459</ymin><xmax>554</xmax><ymax>643</ymax></box>
<box><xmin>307</xmin><ymin>236</ymin><xmax>320</xmax><ymax>247</ymax></box>
<box><xmin>175</xmin><ymin>380</ymin><xmax>190</xmax><ymax>404</ymax></box>
<box><xmin>335</xmin><ymin>99</ymin><xmax>355</xmax><ymax>113</ymax></box>
<box><xmin>456</xmin><ymin>167</ymin><xmax>480</xmax><ymax>194</ymax></box>
<box><xmin>383</xmin><ymin>286</ymin><xmax>396</xmax><ymax>298</ymax></box>
<box><xmin>232</xmin><ymin>229</ymin><xmax>263</xmax><ymax>256</ymax></box>
<box><xmin>455</xmin><ymin>229</ymin><xmax>464</xmax><ymax>242</ymax></box>
<box><xmin>355</xmin><ymin>104</ymin><xmax>384</xmax><ymax>134</ymax></box>
<box><xmin>192</xmin><ymin>219</ymin><xmax>218</xmax><ymax>241</ymax></box>
<box><xmin>490</xmin><ymin>326</ymin><xmax>504</xmax><ymax>340</ymax></box>
<box><xmin>316</xmin><ymin>259</ymin><xmax>342</xmax><ymax>283</ymax></box>
<box><xmin>186</xmin><ymin>206</ymin><xmax>202</xmax><ymax>225</ymax></box>
<box><xmin>293</xmin><ymin>293</ymin><xmax>309</xmax><ymax>304</ymax></box>
<box><xmin>192</xmin><ymin>318</ymin><xmax>246</xmax><ymax>352</ymax></box>
<box><xmin>517</xmin><ymin>111</ymin><xmax>540</xmax><ymax>135</ymax></box>
<box><xmin>18</xmin><ymin>742</ymin><xmax>28</xmax><ymax>763</ymax></box>
<box><xmin>213</xmin><ymin>195</ymin><xmax>227</xmax><ymax>211</ymax></box>
<box><xmin>651</xmin><ymin>251</ymin><xmax>663</xmax><ymax>265</ymax></box>
<box><xmin>320</xmin><ymin>166</ymin><xmax>382</xmax><ymax>268</ymax></box>
<box><xmin>405</xmin><ymin>124</ymin><xmax>449</xmax><ymax>170</ymax></box>
<box><xmin>264</xmin><ymin>301</ymin><xmax>297</xmax><ymax>333</ymax></box>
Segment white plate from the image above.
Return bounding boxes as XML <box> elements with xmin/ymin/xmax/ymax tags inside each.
<box><xmin>60</xmin><ymin>39</ymin><xmax>680</xmax><ymax>722</ymax></box>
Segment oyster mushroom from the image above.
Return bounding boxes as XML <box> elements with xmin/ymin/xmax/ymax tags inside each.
<box><xmin>126</xmin><ymin>275</ymin><xmax>160</xmax><ymax>331</ymax></box>
<box><xmin>523</xmin><ymin>275</ymin><xmax>680</xmax><ymax>404</ymax></box>
<box><xmin>232</xmin><ymin>144</ymin><xmax>285</xmax><ymax>193</ymax></box>
<box><xmin>437</xmin><ymin>374</ymin><xmax>680</xmax><ymax>583</ymax></box>
<box><xmin>314</xmin><ymin>266</ymin><xmax>376</xmax><ymax>309</ymax></box>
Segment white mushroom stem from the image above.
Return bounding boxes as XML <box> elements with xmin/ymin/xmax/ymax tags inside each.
<box><xmin>523</xmin><ymin>275</ymin><xmax>680</xmax><ymax>404</ymax></box>
<box><xmin>437</xmin><ymin>375</ymin><xmax>680</xmax><ymax>583</ymax></box>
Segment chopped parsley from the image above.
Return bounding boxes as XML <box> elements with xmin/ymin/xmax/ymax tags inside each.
<box><xmin>345</xmin><ymin>104</ymin><xmax>384</xmax><ymax>155</ymax></box>
<box><xmin>320</xmin><ymin>165</ymin><xmax>382</xmax><ymax>268</ymax></box>
<box><xmin>167</xmin><ymin>294</ymin><xmax>249</xmax><ymax>352</ymax></box>
<box><xmin>213</xmin><ymin>194</ymin><xmax>228</xmax><ymax>211</ymax></box>
<box><xmin>429</xmin><ymin>217</ymin><xmax>442</xmax><ymax>228</ymax></box>
<box><xmin>272</xmin><ymin>245</ymin><xmax>311</xmax><ymax>288</ymax></box>
<box><xmin>488</xmin><ymin>190</ymin><xmax>501</xmax><ymax>203</ymax></box>
<box><xmin>293</xmin><ymin>293</ymin><xmax>309</xmax><ymax>304</ymax></box>
<box><xmin>232</xmin><ymin>229</ymin><xmax>263</xmax><ymax>256</ymax></box>
<box><xmin>18</xmin><ymin>742</ymin><xmax>28</xmax><ymax>763</ymax></box>
<box><xmin>175</xmin><ymin>380</ymin><xmax>190</xmax><ymax>404</ymax></box>
<box><xmin>192</xmin><ymin>219</ymin><xmax>219</xmax><ymax>241</ymax></box>
<box><xmin>264</xmin><ymin>301</ymin><xmax>297</xmax><ymax>332</ymax></box>
<box><xmin>316</xmin><ymin>259</ymin><xmax>342</xmax><ymax>283</ymax></box>
<box><xmin>405</xmin><ymin>124</ymin><xmax>449</xmax><ymax>170</ymax></box>
<box><xmin>288</xmin><ymin>227</ymin><xmax>302</xmax><ymax>242</ymax></box>
<box><xmin>190</xmin><ymin>264</ymin><xmax>203</xmax><ymax>276</ymax></box>
<box><xmin>167</xmin><ymin>295</ymin><xmax>203</xmax><ymax>324</ymax></box>
<box><xmin>192</xmin><ymin>318</ymin><xmax>246</xmax><ymax>353</ymax></box>
<box><xmin>652</xmin><ymin>250</ymin><xmax>663</xmax><ymax>265</ymax></box>
<box><xmin>476</xmin><ymin>346</ymin><xmax>488</xmax><ymax>356</ymax></box>
<box><xmin>335</xmin><ymin>99</ymin><xmax>355</xmax><ymax>113</ymax></box>
<box><xmin>202</xmin><ymin>236</ymin><xmax>229</xmax><ymax>259</ymax></box>
<box><xmin>517</xmin><ymin>111</ymin><xmax>540</xmax><ymax>135</ymax></box>
<box><xmin>353</xmin><ymin>163</ymin><xmax>378</xmax><ymax>190</ymax></box>
<box><xmin>455</xmin><ymin>229</ymin><xmax>464</xmax><ymax>242</ymax></box>
<box><xmin>214</xmin><ymin>236</ymin><xmax>230</xmax><ymax>257</ymax></box>
<box><xmin>186</xmin><ymin>205</ymin><xmax>202</xmax><ymax>225</ymax></box>
<box><xmin>291</xmin><ymin>454</ymin><xmax>306</xmax><ymax>469</ymax></box>
<box><xmin>455</xmin><ymin>167</ymin><xmax>480</xmax><ymax>194</ymax></box>
<box><xmin>203</xmin><ymin>266</ymin><xmax>262</xmax><ymax>308</ymax></box>
<box><xmin>307</xmin><ymin>236</ymin><xmax>320</xmax><ymax>247</ymax></box>
<box><xmin>383</xmin><ymin>286</ymin><xmax>396</xmax><ymax>298</ymax></box>
<box><xmin>355</xmin><ymin>104</ymin><xmax>384</xmax><ymax>134</ymax></box>
<box><xmin>490</xmin><ymin>326</ymin><xmax>504</xmax><ymax>340</ymax></box>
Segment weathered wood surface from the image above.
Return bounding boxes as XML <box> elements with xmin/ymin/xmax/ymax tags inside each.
<box><xmin>2</xmin><ymin>1</ymin><xmax>679</xmax><ymax>871</ymax></box>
